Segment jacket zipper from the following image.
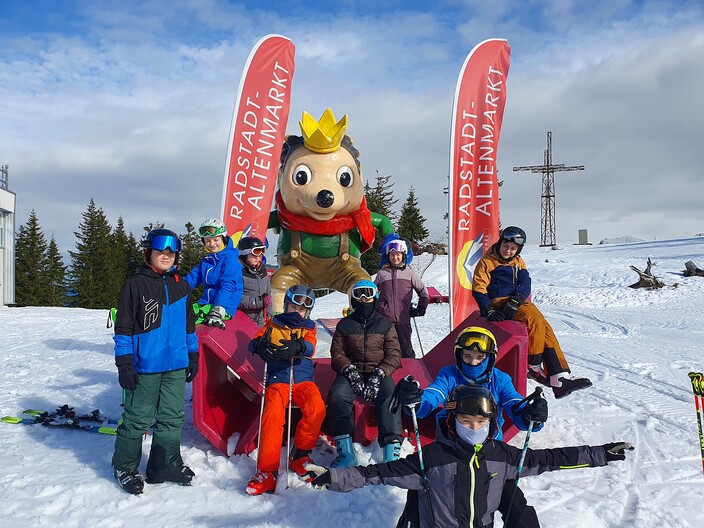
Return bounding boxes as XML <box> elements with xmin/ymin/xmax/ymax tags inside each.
<box><xmin>469</xmin><ymin>451</ymin><xmax>478</xmax><ymax>526</ymax></box>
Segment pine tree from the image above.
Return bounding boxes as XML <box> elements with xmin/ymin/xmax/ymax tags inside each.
<box><xmin>43</xmin><ymin>236</ymin><xmax>68</xmax><ymax>306</ymax></box>
<box><xmin>361</xmin><ymin>171</ymin><xmax>398</xmax><ymax>275</ymax></box>
<box><xmin>397</xmin><ymin>187</ymin><xmax>429</xmax><ymax>246</ymax></box>
<box><xmin>69</xmin><ymin>199</ymin><xmax>115</xmax><ymax>309</ymax></box>
<box><xmin>180</xmin><ymin>222</ymin><xmax>205</xmax><ymax>300</ymax></box>
<box><xmin>109</xmin><ymin>217</ymin><xmax>131</xmax><ymax>304</ymax></box>
<box><xmin>15</xmin><ymin>210</ymin><xmax>49</xmax><ymax>306</ymax></box>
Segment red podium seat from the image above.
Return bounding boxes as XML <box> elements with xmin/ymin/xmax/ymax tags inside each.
<box><xmin>426</xmin><ymin>286</ymin><xmax>449</xmax><ymax>304</ymax></box>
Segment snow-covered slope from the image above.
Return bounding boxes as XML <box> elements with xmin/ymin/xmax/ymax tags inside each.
<box><xmin>1</xmin><ymin>237</ymin><xmax>704</xmax><ymax>527</ymax></box>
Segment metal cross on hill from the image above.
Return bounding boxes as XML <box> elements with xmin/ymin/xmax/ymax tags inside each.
<box><xmin>513</xmin><ymin>131</ymin><xmax>584</xmax><ymax>246</ymax></box>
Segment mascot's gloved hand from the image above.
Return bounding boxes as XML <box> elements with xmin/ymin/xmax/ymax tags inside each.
<box><xmin>363</xmin><ymin>368</ymin><xmax>385</xmax><ymax>402</ymax></box>
<box><xmin>304</xmin><ymin>463</ymin><xmax>331</xmax><ymax>490</ymax></box>
<box><xmin>116</xmin><ymin>355</ymin><xmax>138</xmax><ymax>391</ymax></box>
<box><xmin>601</xmin><ymin>442</ymin><xmax>634</xmax><ymax>462</ymax></box>
<box><xmin>409</xmin><ymin>305</ymin><xmax>426</xmax><ymax>318</ymax></box>
<box><xmin>342</xmin><ymin>365</ymin><xmax>365</xmax><ymax>396</ymax></box>
<box><xmin>500</xmin><ymin>298</ymin><xmax>522</xmax><ymax>320</ymax></box>
<box><xmin>514</xmin><ymin>397</ymin><xmax>548</xmax><ymax>425</ymax></box>
<box><xmin>204</xmin><ymin>306</ymin><xmax>227</xmax><ymax>330</ymax></box>
<box><xmin>185</xmin><ymin>353</ymin><xmax>199</xmax><ymax>383</ymax></box>
<box><xmin>389</xmin><ymin>375</ymin><xmax>423</xmax><ymax>413</ymax></box>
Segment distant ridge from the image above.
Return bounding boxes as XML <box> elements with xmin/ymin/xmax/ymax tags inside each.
<box><xmin>599</xmin><ymin>235</ymin><xmax>645</xmax><ymax>245</ymax></box>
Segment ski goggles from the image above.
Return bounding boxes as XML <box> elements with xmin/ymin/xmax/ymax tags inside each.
<box><xmin>149</xmin><ymin>235</ymin><xmax>182</xmax><ymax>253</ymax></box>
<box><xmin>386</xmin><ymin>240</ymin><xmax>407</xmax><ymax>254</ymax></box>
<box><xmin>446</xmin><ymin>394</ymin><xmax>498</xmax><ymax>418</ymax></box>
<box><xmin>198</xmin><ymin>225</ymin><xmax>224</xmax><ymax>237</ymax></box>
<box><xmin>501</xmin><ymin>229</ymin><xmax>525</xmax><ymax>246</ymax></box>
<box><xmin>241</xmin><ymin>247</ymin><xmax>265</xmax><ymax>257</ymax></box>
<box><xmin>455</xmin><ymin>332</ymin><xmax>496</xmax><ymax>355</ymax></box>
<box><xmin>351</xmin><ymin>286</ymin><xmax>378</xmax><ymax>301</ymax></box>
<box><xmin>290</xmin><ymin>293</ymin><xmax>315</xmax><ymax>309</ymax></box>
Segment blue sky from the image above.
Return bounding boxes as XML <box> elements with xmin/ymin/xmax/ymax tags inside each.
<box><xmin>1</xmin><ymin>0</ymin><xmax>703</xmax><ymax>253</ymax></box>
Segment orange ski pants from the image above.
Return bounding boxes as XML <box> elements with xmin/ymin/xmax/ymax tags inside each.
<box><xmin>257</xmin><ymin>380</ymin><xmax>326</xmax><ymax>473</ymax></box>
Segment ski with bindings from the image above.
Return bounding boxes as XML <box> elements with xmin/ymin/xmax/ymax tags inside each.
<box><xmin>22</xmin><ymin>405</ymin><xmax>121</xmax><ymax>426</ymax></box>
<box><xmin>1</xmin><ymin>414</ymin><xmax>118</xmax><ymax>435</ymax></box>
<box><xmin>688</xmin><ymin>372</ymin><xmax>704</xmax><ymax>475</ymax></box>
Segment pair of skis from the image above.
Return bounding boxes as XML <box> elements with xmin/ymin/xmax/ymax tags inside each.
<box><xmin>689</xmin><ymin>372</ymin><xmax>704</xmax><ymax>475</ymax></box>
<box><xmin>1</xmin><ymin>405</ymin><xmax>121</xmax><ymax>436</ymax></box>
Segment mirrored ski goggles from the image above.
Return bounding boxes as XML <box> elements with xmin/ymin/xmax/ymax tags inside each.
<box><xmin>351</xmin><ymin>286</ymin><xmax>377</xmax><ymax>300</ymax></box>
<box><xmin>241</xmin><ymin>247</ymin><xmax>265</xmax><ymax>257</ymax></box>
<box><xmin>290</xmin><ymin>293</ymin><xmax>315</xmax><ymax>309</ymax></box>
<box><xmin>198</xmin><ymin>225</ymin><xmax>223</xmax><ymax>237</ymax></box>
<box><xmin>149</xmin><ymin>235</ymin><xmax>182</xmax><ymax>253</ymax></box>
<box><xmin>446</xmin><ymin>395</ymin><xmax>498</xmax><ymax>418</ymax></box>
<box><xmin>386</xmin><ymin>240</ymin><xmax>407</xmax><ymax>254</ymax></box>
<box><xmin>455</xmin><ymin>332</ymin><xmax>496</xmax><ymax>355</ymax></box>
<box><xmin>501</xmin><ymin>230</ymin><xmax>525</xmax><ymax>245</ymax></box>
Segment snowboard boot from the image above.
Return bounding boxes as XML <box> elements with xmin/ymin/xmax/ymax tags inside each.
<box><xmin>330</xmin><ymin>434</ymin><xmax>358</xmax><ymax>468</ymax></box>
<box><xmin>289</xmin><ymin>446</ymin><xmax>315</xmax><ymax>482</ymax></box>
<box><xmin>245</xmin><ymin>471</ymin><xmax>277</xmax><ymax>495</ymax></box>
<box><xmin>551</xmin><ymin>375</ymin><xmax>593</xmax><ymax>399</ymax></box>
<box><xmin>146</xmin><ymin>465</ymin><xmax>195</xmax><ymax>485</ymax></box>
<box><xmin>383</xmin><ymin>441</ymin><xmax>402</xmax><ymax>463</ymax></box>
<box><xmin>114</xmin><ymin>468</ymin><xmax>145</xmax><ymax>495</ymax></box>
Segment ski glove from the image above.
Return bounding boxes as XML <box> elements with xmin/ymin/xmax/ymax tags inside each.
<box><xmin>116</xmin><ymin>355</ymin><xmax>138</xmax><ymax>391</ymax></box>
<box><xmin>262</xmin><ymin>294</ymin><xmax>271</xmax><ymax>308</ymax></box>
<box><xmin>389</xmin><ymin>375</ymin><xmax>423</xmax><ymax>412</ymax></box>
<box><xmin>252</xmin><ymin>328</ymin><xmax>276</xmax><ymax>362</ymax></box>
<box><xmin>185</xmin><ymin>353</ymin><xmax>199</xmax><ymax>383</ymax></box>
<box><xmin>485</xmin><ymin>308</ymin><xmax>505</xmax><ymax>322</ymax></box>
<box><xmin>342</xmin><ymin>365</ymin><xmax>365</xmax><ymax>397</ymax></box>
<box><xmin>363</xmin><ymin>368</ymin><xmax>385</xmax><ymax>402</ymax></box>
<box><xmin>204</xmin><ymin>305</ymin><xmax>227</xmax><ymax>330</ymax></box>
<box><xmin>304</xmin><ymin>463</ymin><xmax>331</xmax><ymax>490</ymax></box>
<box><xmin>409</xmin><ymin>305</ymin><xmax>426</xmax><ymax>318</ymax></box>
<box><xmin>272</xmin><ymin>337</ymin><xmax>307</xmax><ymax>360</ymax></box>
<box><xmin>515</xmin><ymin>397</ymin><xmax>548</xmax><ymax>424</ymax></box>
<box><xmin>601</xmin><ymin>442</ymin><xmax>634</xmax><ymax>461</ymax></box>
<box><xmin>500</xmin><ymin>297</ymin><xmax>522</xmax><ymax>320</ymax></box>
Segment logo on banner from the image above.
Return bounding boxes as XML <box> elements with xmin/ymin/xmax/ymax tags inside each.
<box><xmin>456</xmin><ymin>232</ymin><xmax>485</xmax><ymax>289</ymax></box>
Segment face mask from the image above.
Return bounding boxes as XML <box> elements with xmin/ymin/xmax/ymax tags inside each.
<box><xmin>461</xmin><ymin>357</ymin><xmax>489</xmax><ymax>380</ymax></box>
<box><xmin>455</xmin><ymin>418</ymin><xmax>490</xmax><ymax>445</ymax></box>
<box><xmin>351</xmin><ymin>299</ymin><xmax>375</xmax><ymax>319</ymax></box>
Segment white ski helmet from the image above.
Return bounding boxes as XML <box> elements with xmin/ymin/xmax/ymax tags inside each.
<box><xmin>198</xmin><ymin>219</ymin><xmax>227</xmax><ymax>238</ymax></box>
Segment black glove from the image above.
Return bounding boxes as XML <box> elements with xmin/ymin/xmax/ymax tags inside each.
<box><xmin>342</xmin><ymin>365</ymin><xmax>365</xmax><ymax>397</ymax></box>
<box><xmin>409</xmin><ymin>305</ymin><xmax>426</xmax><ymax>318</ymax></box>
<box><xmin>601</xmin><ymin>442</ymin><xmax>634</xmax><ymax>461</ymax></box>
<box><xmin>485</xmin><ymin>308</ymin><xmax>505</xmax><ymax>322</ymax></box>
<box><xmin>499</xmin><ymin>298</ymin><xmax>522</xmax><ymax>320</ymax></box>
<box><xmin>116</xmin><ymin>355</ymin><xmax>138</xmax><ymax>391</ymax></box>
<box><xmin>363</xmin><ymin>367</ymin><xmax>385</xmax><ymax>402</ymax></box>
<box><xmin>204</xmin><ymin>305</ymin><xmax>227</xmax><ymax>330</ymax></box>
<box><xmin>252</xmin><ymin>329</ymin><xmax>276</xmax><ymax>362</ymax></box>
<box><xmin>305</xmin><ymin>463</ymin><xmax>332</xmax><ymax>490</ymax></box>
<box><xmin>272</xmin><ymin>337</ymin><xmax>307</xmax><ymax>360</ymax></box>
<box><xmin>389</xmin><ymin>375</ymin><xmax>424</xmax><ymax>413</ymax></box>
<box><xmin>185</xmin><ymin>353</ymin><xmax>199</xmax><ymax>383</ymax></box>
<box><xmin>515</xmin><ymin>397</ymin><xmax>548</xmax><ymax>424</ymax></box>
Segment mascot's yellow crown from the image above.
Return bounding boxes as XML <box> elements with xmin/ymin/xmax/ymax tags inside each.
<box><xmin>300</xmin><ymin>109</ymin><xmax>348</xmax><ymax>154</ymax></box>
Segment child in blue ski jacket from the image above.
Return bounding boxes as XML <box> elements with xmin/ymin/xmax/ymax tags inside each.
<box><xmin>183</xmin><ymin>218</ymin><xmax>243</xmax><ymax>329</ymax></box>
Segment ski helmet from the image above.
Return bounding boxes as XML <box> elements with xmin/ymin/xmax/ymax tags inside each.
<box><xmin>498</xmin><ymin>226</ymin><xmax>527</xmax><ymax>255</ymax></box>
<box><xmin>454</xmin><ymin>326</ymin><xmax>497</xmax><ymax>383</ymax></box>
<box><xmin>284</xmin><ymin>285</ymin><xmax>316</xmax><ymax>316</ymax></box>
<box><xmin>445</xmin><ymin>384</ymin><xmax>499</xmax><ymax>440</ymax></box>
<box><xmin>142</xmin><ymin>228</ymin><xmax>182</xmax><ymax>268</ymax></box>
<box><xmin>386</xmin><ymin>239</ymin><xmax>408</xmax><ymax>255</ymax></box>
<box><xmin>350</xmin><ymin>279</ymin><xmax>379</xmax><ymax>301</ymax></box>
<box><xmin>198</xmin><ymin>219</ymin><xmax>227</xmax><ymax>238</ymax></box>
<box><xmin>237</xmin><ymin>236</ymin><xmax>266</xmax><ymax>256</ymax></box>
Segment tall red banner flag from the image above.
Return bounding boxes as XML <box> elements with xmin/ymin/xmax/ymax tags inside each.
<box><xmin>221</xmin><ymin>35</ymin><xmax>295</xmax><ymax>242</ymax></box>
<box><xmin>448</xmin><ymin>39</ymin><xmax>511</xmax><ymax>330</ymax></box>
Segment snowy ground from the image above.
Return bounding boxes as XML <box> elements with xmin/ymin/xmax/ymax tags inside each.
<box><xmin>2</xmin><ymin>237</ymin><xmax>704</xmax><ymax>527</ymax></box>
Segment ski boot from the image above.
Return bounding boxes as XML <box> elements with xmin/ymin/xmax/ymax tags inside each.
<box><xmin>245</xmin><ymin>471</ymin><xmax>277</xmax><ymax>495</ymax></box>
<box><xmin>383</xmin><ymin>441</ymin><xmax>401</xmax><ymax>463</ymax></box>
<box><xmin>146</xmin><ymin>465</ymin><xmax>195</xmax><ymax>485</ymax></box>
<box><xmin>289</xmin><ymin>446</ymin><xmax>315</xmax><ymax>482</ymax></box>
<box><xmin>114</xmin><ymin>468</ymin><xmax>145</xmax><ymax>495</ymax></box>
<box><xmin>330</xmin><ymin>434</ymin><xmax>358</xmax><ymax>468</ymax></box>
<box><xmin>527</xmin><ymin>366</ymin><xmax>550</xmax><ymax>387</ymax></box>
<box><xmin>551</xmin><ymin>375</ymin><xmax>593</xmax><ymax>399</ymax></box>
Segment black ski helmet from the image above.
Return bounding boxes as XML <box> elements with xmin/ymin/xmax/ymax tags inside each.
<box><xmin>445</xmin><ymin>384</ymin><xmax>499</xmax><ymax>439</ymax></box>
<box><xmin>237</xmin><ymin>236</ymin><xmax>266</xmax><ymax>254</ymax></box>
<box><xmin>499</xmin><ymin>226</ymin><xmax>527</xmax><ymax>255</ymax></box>
<box><xmin>142</xmin><ymin>228</ymin><xmax>182</xmax><ymax>268</ymax></box>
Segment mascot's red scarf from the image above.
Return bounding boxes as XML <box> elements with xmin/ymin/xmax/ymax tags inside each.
<box><xmin>275</xmin><ymin>192</ymin><xmax>375</xmax><ymax>253</ymax></box>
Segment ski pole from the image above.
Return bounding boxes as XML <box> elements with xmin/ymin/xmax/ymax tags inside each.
<box><xmin>409</xmin><ymin>405</ymin><xmax>435</xmax><ymax>524</ymax></box>
<box><xmin>285</xmin><ymin>354</ymin><xmax>295</xmax><ymax>488</ymax></box>
<box><xmin>688</xmin><ymin>372</ymin><xmax>704</xmax><ymax>475</ymax></box>
<box><xmin>412</xmin><ymin>316</ymin><xmax>425</xmax><ymax>357</ymax></box>
<box><xmin>256</xmin><ymin>362</ymin><xmax>268</xmax><ymax>454</ymax></box>
<box><xmin>506</xmin><ymin>387</ymin><xmax>543</xmax><ymax>522</ymax></box>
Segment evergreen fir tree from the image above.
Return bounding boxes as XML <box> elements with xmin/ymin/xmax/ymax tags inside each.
<box><xmin>361</xmin><ymin>171</ymin><xmax>398</xmax><ymax>275</ymax></box>
<box><xmin>397</xmin><ymin>187</ymin><xmax>429</xmax><ymax>246</ymax></box>
<box><xmin>126</xmin><ymin>232</ymin><xmax>143</xmax><ymax>277</ymax></box>
<box><xmin>15</xmin><ymin>210</ymin><xmax>48</xmax><ymax>306</ymax></box>
<box><xmin>43</xmin><ymin>236</ymin><xmax>68</xmax><ymax>306</ymax></box>
<box><xmin>180</xmin><ymin>222</ymin><xmax>205</xmax><ymax>300</ymax></box>
<box><xmin>109</xmin><ymin>217</ymin><xmax>131</xmax><ymax>303</ymax></box>
<box><xmin>69</xmin><ymin>199</ymin><xmax>115</xmax><ymax>309</ymax></box>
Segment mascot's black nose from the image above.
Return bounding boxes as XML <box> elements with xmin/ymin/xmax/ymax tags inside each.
<box><xmin>316</xmin><ymin>190</ymin><xmax>335</xmax><ymax>208</ymax></box>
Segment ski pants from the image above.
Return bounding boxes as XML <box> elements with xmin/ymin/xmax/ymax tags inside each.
<box><xmin>112</xmin><ymin>369</ymin><xmax>186</xmax><ymax>473</ymax></box>
<box><xmin>258</xmin><ymin>381</ymin><xmax>326</xmax><ymax>473</ymax></box>
<box><xmin>502</xmin><ymin>301</ymin><xmax>570</xmax><ymax>376</ymax></box>
<box><xmin>395</xmin><ymin>322</ymin><xmax>416</xmax><ymax>359</ymax></box>
<box><xmin>325</xmin><ymin>374</ymin><xmax>403</xmax><ymax>446</ymax></box>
